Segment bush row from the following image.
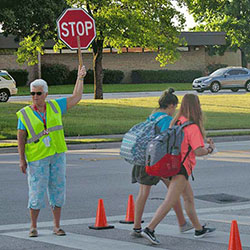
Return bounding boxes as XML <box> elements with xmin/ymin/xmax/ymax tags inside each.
<box><xmin>41</xmin><ymin>64</ymin><xmax>124</xmax><ymax>85</ymax></box>
<box><xmin>6</xmin><ymin>64</ymin><xmax>125</xmax><ymax>86</ymax></box>
<box><xmin>131</xmin><ymin>69</ymin><xmax>203</xmax><ymax>83</ymax></box>
<box><xmin>7</xmin><ymin>69</ymin><xmax>29</xmax><ymax>87</ymax></box>
<box><xmin>8</xmin><ymin>64</ymin><xmax>216</xmax><ymax>86</ymax></box>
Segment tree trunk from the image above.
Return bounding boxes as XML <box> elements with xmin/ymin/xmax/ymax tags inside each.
<box><xmin>37</xmin><ymin>51</ymin><xmax>41</xmax><ymax>78</ymax></box>
<box><xmin>92</xmin><ymin>39</ymin><xmax>104</xmax><ymax>99</ymax></box>
<box><xmin>240</xmin><ymin>48</ymin><xmax>247</xmax><ymax>67</ymax></box>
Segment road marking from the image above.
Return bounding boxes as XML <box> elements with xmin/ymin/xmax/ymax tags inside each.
<box><xmin>200</xmin><ymin>214</ymin><xmax>250</xmax><ymax>225</ymax></box>
<box><xmin>1</xmin><ymin>230</ymin><xmax>167</xmax><ymax>250</ymax></box>
<box><xmin>80</xmin><ymin>156</ymin><xmax>121</xmax><ymax>161</ymax></box>
<box><xmin>114</xmin><ymin>223</ymin><xmax>250</xmax><ymax>247</ymax></box>
<box><xmin>1</xmin><ymin>203</ymin><xmax>250</xmax><ymax>232</ymax></box>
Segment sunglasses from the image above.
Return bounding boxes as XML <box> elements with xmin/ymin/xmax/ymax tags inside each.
<box><xmin>30</xmin><ymin>92</ymin><xmax>43</xmax><ymax>96</ymax></box>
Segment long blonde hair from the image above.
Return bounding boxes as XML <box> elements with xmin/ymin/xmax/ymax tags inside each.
<box><xmin>170</xmin><ymin>94</ymin><xmax>206</xmax><ymax>138</ymax></box>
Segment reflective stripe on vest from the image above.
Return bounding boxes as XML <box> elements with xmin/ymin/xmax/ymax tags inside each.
<box><xmin>20</xmin><ymin>102</ymin><xmax>63</xmax><ymax>144</ymax></box>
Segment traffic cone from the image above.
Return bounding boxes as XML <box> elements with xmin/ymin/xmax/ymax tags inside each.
<box><xmin>119</xmin><ymin>194</ymin><xmax>144</xmax><ymax>224</ymax></box>
<box><xmin>89</xmin><ymin>199</ymin><xmax>114</xmax><ymax>230</ymax></box>
<box><xmin>228</xmin><ymin>220</ymin><xmax>242</xmax><ymax>250</ymax></box>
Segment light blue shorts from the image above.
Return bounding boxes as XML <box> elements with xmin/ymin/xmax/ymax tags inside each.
<box><xmin>27</xmin><ymin>153</ymin><xmax>66</xmax><ymax>209</ymax></box>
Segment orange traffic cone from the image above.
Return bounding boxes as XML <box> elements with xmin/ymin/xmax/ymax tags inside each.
<box><xmin>89</xmin><ymin>199</ymin><xmax>114</xmax><ymax>230</ymax></box>
<box><xmin>228</xmin><ymin>220</ymin><xmax>242</xmax><ymax>250</ymax></box>
<box><xmin>119</xmin><ymin>194</ymin><xmax>144</xmax><ymax>224</ymax></box>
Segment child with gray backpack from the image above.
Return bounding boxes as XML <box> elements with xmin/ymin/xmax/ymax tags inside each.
<box><xmin>141</xmin><ymin>94</ymin><xmax>216</xmax><ymax>245</ymax></box>
<box><xmin>125</xmin><ymin>89</ymin><xmax>193</xmax><ymax>237</ymax></box>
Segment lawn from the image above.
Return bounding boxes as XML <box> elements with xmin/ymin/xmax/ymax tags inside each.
<box><xmin>16</xmin><ymin>83</ymin><xmax>192</xmax><ymax>95</ymax></box>
<box><xmin>1</xmin><ymin>93</ymin><xmax>250</xmax><ymax>140</ymax></box>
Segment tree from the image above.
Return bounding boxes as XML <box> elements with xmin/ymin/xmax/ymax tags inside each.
<box><xmin>185</xmin><ymin>0</ymin><xmax>250</xmax><ymax>67</ymax></box>
<box><xmin>1</xmin><ymin>0</ymin><xmax>186</xmax><ymax>99</ymax></box>
<box><xmin>66</xmin><ymin>0</ymin><xmax>186</xmax><ymax>98</ymax></box>
<box><xmin>0</xmin><ymin>0</ymin><xmax>69</xmax><ymax>65</ymax></box>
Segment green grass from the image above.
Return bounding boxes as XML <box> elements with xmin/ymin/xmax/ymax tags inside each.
<box><xmin>1</xmin><ymin>93</ymin><xmax>250</xmax><ymax>140</ymax></box>
<box><xmin>17</xmin><ymin>83</ymin><xmax>191</xmax><ymax>95</ymax></box>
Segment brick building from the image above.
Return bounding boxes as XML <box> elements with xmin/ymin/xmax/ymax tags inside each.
<box><xmin>0</xmin><ymin>32</ymin><xmax>242</xmax><ymax>83</ymax></box>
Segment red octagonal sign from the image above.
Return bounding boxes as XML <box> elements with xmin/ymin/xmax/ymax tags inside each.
<box><xmin>57</xmin><ymin>8</ymin><xmax>96</xmax><ymax>50</ymax></box>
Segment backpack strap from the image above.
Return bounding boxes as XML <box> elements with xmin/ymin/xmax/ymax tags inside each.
<box><xmin>149</xmin><ymin>114</ymin><xmax>168</xmax><ymax>123</ymax></box>
<box><xmin>181</xmin><ymin>145</ymin><xmax>195</xmax><ymax>181</ymax></box>
<box><xmin>179</xmin><ymin>121</ymin><xmax>194</xmax><ymax>128</ymax></box>
<box><xmin>179</xmin><ymin>121</ymin><xmax>195</xmax><ymax>181</ymax></box>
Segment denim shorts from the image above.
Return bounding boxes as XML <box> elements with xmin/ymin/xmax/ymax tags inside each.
<box><xmin>27</xmin><ymin>153</ymin><xmax>66</xmax><ymax>209</ymax></box>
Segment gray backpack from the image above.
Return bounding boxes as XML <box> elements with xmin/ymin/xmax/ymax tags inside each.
<box><xmin>145</xmin><ymin>121</ymin><xmax>194</xmax><ymax>178</ymax></box>
<box><xmin>120</xmin><ymin>114</ymin><xmax>168</xmax><ymax>166</ymax></box>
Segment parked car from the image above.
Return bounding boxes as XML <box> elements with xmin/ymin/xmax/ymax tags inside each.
<box><xmin>0</xmin><ymin>70</ymin><xmax>18</xmax><ymax>102</ymax></box>
<box><xmin>192</xmin><ymin>67</ymin><xmax>250</xmax><ymax>93</ymax></box>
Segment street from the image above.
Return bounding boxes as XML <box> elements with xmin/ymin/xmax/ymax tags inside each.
<box><xmin>8</xmin><ymin>89</ymin><xmax>250</xmax><ymax>102</ymax></box>
<box><xmin>0</xmin><ymin>140</ymin><xmax>250</xmax><ymax>249</ymax></box>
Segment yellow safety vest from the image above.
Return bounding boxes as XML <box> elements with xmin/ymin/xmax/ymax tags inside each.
<box><xmin>16</xmin><ymin>100</ymin><xmax>67</xmax><ymax>162</ymax></box>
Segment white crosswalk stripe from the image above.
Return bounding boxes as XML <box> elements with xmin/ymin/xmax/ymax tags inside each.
<box><xmin>1</xmin><ymin>204</ymin><xmax>250</xmax><ymax>249</ymax></box>
<box><xmin>114</xmin><ymin>223</ymin><xmax>250</xmax><ymax>248</ymax></box>
<box><xmin>1</xmin><ymin>230</ymin><xmax>167</xmax><ymax>250</ymax></box>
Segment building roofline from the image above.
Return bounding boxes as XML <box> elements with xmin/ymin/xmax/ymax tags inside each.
<box><xmin>0</xmin><ymin>31</ymin><xmax>226</xmax><ymax>49</ymax></box>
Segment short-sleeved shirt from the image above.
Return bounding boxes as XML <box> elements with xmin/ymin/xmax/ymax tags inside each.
<box><xmin>148</xmin><ymin>111</ymin><xmax>172</xmax><ymax>132</ymax></box>
<box><xmin>178</xmin><ymin>116</ymin><xmax>204</xmax><ymax>176</ymax></box>
<box><xmin>17</xmin><ymin>98</ymin><xmax>67</xmax><ymax>130</ymax></box>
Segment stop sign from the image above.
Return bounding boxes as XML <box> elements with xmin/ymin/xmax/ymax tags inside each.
<box><xmin>57</xmin><ymin>8</ymin><xmax>96</xmax><ymax>50</ymax></box>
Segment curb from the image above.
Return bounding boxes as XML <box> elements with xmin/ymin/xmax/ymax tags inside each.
<box><xmin>1</xmin><ymin>135</ymin><xmax>250</xmax><ymax>154</ymax></box>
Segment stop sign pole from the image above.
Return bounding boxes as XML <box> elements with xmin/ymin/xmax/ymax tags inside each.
<box><xmin>77</xmin><ymin>36</ymin><xmax>83</xmax><ymax>67</ymax></box>
<box><xmin>57</xmin><ymin>8</ymin><xmax>96</xmax><ymax>67</ymax></box>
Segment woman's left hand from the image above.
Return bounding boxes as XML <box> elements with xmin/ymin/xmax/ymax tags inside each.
<box><xmin>207</xmin><ymin>138</ymin><xmax>215</xmax><ymax>149</ymax></box>
<box><xmin>77</xmin><ymin>65</ymin><xmax>87</xmax><ymax>80</ymax></box>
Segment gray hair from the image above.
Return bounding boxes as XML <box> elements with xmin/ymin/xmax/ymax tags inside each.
<box><xmin>30</xmin><ymin>79</ymin><xmax>48</xmax><ymax>93</ymax></box>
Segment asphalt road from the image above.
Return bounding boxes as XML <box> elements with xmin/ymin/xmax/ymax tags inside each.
<box><xmin>9</xmin><ymin>88</ymin><xmax>250</xmax><ymax>102</ymax></box>
<box><xmin>1</xmin><ymin>140</ymin><xmax>250</xmax><ymax>249</ymax></box>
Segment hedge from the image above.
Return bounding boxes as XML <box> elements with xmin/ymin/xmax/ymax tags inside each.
<box><xmin>7</xmin><ymin>69</ymin><xmax>29</xmax><ymax>86</ymax></box>
<box><xmin>41</xmin><ymin>64</ymin><xmax>70</xmax><ymax>85</ymax></box>
<box><xmin>66</xmin><ymin>69</ymin><xmax>124</xmax><ymax>84</ymax></box>
<box><xmin>131</xmin><ymin>69</ymin><xmax>203</xmax><ymax>83</ymax></box>
<box><xmin>103</xmin><ymin>69</ymin><xmax>124</xmax><ymax>84</ymax></box>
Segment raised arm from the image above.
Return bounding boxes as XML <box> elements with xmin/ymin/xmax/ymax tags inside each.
<box><xmin>67</xmin><ymin>65</ymin><xmax>87</xmax><ymax>110</ymax></box>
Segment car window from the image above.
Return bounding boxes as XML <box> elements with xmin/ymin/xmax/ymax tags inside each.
<box><xmin>210</xmin><ymin>68</ymin><xmax>227</xmax><ymax>77</ymax></box>
<box><xmin>0</xmin><ymin>73</ymin><xmax>12</xmax><ymax>80</ymax></box>
<box><xmin>238</xmin><ymin>69</ymin><xmax>248</xmax><ymax>75</ymax></box>
<box><xmin>227</xmin><ymin>70</ymin><xmax>238</xmax><ymax>76</ymax></box>
<box><xmin>228</xmin><ymin>69</ymin><xmax>248</xmax><ymax>76</ymax></box>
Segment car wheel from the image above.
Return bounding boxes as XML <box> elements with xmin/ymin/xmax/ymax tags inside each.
<box><xmin>210</xmin><ymin>82</ymin><xmax>220</xmax><ymax>93</ymax></box>
<box><xmin>0</xmin><ymin>89</ymin><xmax>10</xmax><ymax>102</ymax></box>
<box><xmin>231</xmin><ymin>88</ymin><xmax>239</xmax><ymax>92</ymax></box>
<box><xmin>245</xmin><ymin>81</ymin><xmax>250</xmax><ymax>92</ymax></box>
<box><xmin>196</xmin><ymin>89</ymin><xmax>204</xmax><ymax>93</ymax></box>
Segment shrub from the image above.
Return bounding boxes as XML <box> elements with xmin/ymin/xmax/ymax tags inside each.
<box><xmin>7</xmin><ymin>69</ymin><xmax>29</xmax><ymax>86</ymax></box>
<box><xmin>206</xmin><ymin>63</ymin><xmax>228</xmax><ymax>75</ymax></box>
<box><xmin>41</xmin><ymin>64</ymin><xmax>70</xmax><ymax>85</ymax></box>
<box><xmin>66</xmin><ymin>69</ymin><xmax>78</xmax><ymax>85</ymax></box>
<box><xmin>66</xmin><ymin>68</ymin><xmax>124</xmax><ymax>84</ymax></box>
<box><xmin>103</xmin><ymin>69</ymin><xmax>124</xmax><ymax>84</ymax></box>
<box><xmin>131</xmin><ymin>69</ymin><xmax>203</xmax><ymax>83</ymax></box>
<box><xmin>84</xmin><ymin>69</ymin><xmax>94</xmax><ymax>84</ymax></box>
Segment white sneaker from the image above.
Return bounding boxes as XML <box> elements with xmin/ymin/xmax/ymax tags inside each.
<box><xmin>179</xmin><ymin>221</ymin><xmax>194</xmax><ymax>233</ymax></box>
<box><xmin>130</xmin><ymin>228</ymin><xmax>142</xmax><ymax>237</ymax></box>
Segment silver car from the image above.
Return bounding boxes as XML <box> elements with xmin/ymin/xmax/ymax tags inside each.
<box><xmin>192</xmin><ymin>67</ymin><xmax>250</xmax><ymax>93</ymax></box>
